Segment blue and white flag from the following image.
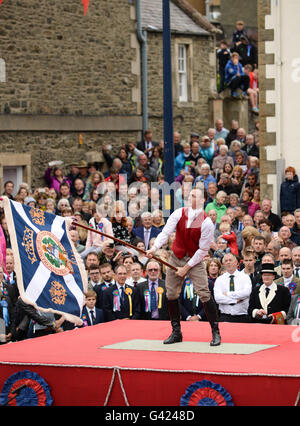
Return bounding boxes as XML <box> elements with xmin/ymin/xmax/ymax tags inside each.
<box><xmin>3</xmin><ymin>197</ymin><xmax>87</xmax><ymax>325</ymax></box>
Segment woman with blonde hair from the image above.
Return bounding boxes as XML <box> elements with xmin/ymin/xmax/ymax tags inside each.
<box><xmin>241</xmin><ymin>225</ymin><xmax>260</xmax><ymax>250</ymax></box>
<box><xmin>152</xmin><ymin>209</ymin><xmax>165</xmax><ymax>230</ymax></box>
<box><xmin>83</xmin><ymin>171</ymin><xmax>105</xmax><ymax>201</ymax></box>
<box><xmin>231</xmin><ymin>165</ymin><xmax>244</xmax><ymax>195</ymax></box>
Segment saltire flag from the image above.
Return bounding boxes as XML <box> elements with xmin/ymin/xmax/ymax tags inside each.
<box><xmin>2</xmin><ymin>197</ymin><xmax>87</xmax><ymax>325</ymax></box>
<box><xmin>82</xmin><ymin>0</ymin><xmax>90</xmax><ymax>15</ymax></box>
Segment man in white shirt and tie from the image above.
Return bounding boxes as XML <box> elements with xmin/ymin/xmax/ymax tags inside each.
<box><xmin>147</xmin><ymin>188</ymin><xmax>221</xmax><ymax>346</ymax></box>
<box><xmin>126</xmin><ymin>262</ymin><xmax>145</xmax><ymax>287</ymax></box>
<box><xmin>214</xmin><ymin>253</ymin><xmax>252</xmax><ymax>322</ymax></box>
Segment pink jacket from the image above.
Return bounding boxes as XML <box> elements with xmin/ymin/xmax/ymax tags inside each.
<box><xmin>85</xmin><ymin>217</ymin><xmax>114</xmax><ymax>249</ymax></box>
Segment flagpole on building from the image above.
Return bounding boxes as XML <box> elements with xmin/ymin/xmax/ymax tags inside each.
<box><xmin>162</xmin><ymin>0</ymin><xmax>175</xmax><ymax>213</ymax></box>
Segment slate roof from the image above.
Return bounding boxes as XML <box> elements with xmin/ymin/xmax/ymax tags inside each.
<box><xmin>140</xmin><ymin>0</ymin><xmax>210</xmax><ymax>36</ymax></box>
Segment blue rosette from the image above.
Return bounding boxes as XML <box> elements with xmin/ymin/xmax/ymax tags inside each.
<box><xmin>180</xmin><ymin>379</ymin><xmax>234</xmax><ymax>406</ymax></box>
<box><xmin>0</xmin><ymin>370</ymin><xmax>53</xmax><ymax>406</ymax></box>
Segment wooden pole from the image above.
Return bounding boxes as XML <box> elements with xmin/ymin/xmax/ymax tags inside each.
<box><xmin>72</xmin><ymin>221</ymin><xmax>178</xmax><ymax>271</ymax></box>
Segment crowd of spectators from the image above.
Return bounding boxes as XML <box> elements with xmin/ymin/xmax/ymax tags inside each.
<box><xmin>217</xmin><ymin>20</ymin><xmax>259</xmax><ymax>114</ymax></box>
<box><xmin>0</xmin><ymin>20</ymin><xmax>299</xmax><ymax>344</ymax></box>
<box><xmin>0</xmin><ymin>115</ymin><xmax>300</xmax><ymax>344</ymax></box>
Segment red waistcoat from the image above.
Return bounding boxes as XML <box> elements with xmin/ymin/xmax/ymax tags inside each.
<box><xmin>172</xmin><ymin>208</ymin><xmax>207</xmax><ymax>259</ymax></box>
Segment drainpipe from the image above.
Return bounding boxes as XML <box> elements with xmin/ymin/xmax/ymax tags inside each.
<box><xmin>205</xmin><ymin>0</ymin><xmax>211</xmax><ymax>20</ymax></box>
<box><xmin>136</xmin><ymin>0</ymin><xmax>148</xmax><ymax>133</ymax></box>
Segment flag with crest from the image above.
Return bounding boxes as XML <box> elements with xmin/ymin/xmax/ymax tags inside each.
<box><xmin>2</xmin><ymin>197</ymin><xmax>87</xmax><ymax>325</ymax></box>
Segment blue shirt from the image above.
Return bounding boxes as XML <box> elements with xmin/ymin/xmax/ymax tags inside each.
<box><xmin>194</xmin><ymin>174</ymin><xmax>216</xmax><ymax>190</ymax></box>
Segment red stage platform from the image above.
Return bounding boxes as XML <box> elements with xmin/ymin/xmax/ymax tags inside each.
<box><xmin>0</xmin><ymin>320</ymin><xmax>299</xmax><ymax>406</ymax></box>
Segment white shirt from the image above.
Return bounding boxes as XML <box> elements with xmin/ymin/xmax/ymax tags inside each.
<box><xmin>116</xmin><ymin>282</ymin><xmax>126</xmax><ymax>297</ymax></box>
<box><xmin>89</xmin><ymin>280</ymin><xmax>101</xmax><ymax>288</ymax></box>
<box><xmin>152</xmin><ymin>207</ymin><xmax>214</xmax><ymax>267</ymax></box>
<box><xmin>214</xmin><ymin>270</ymin><xmax>252</xmax><ymax>316</ymax></box>
<box><xmin>103</xmin><ymin>279</ymin><xmax>115</xmax><ymax>287</ymax></box>
<box><xmin>283</xmin><ymin>275</ymin><xmax>293</xmax><ymax>287</ymax></box>
<box><xmin>125</xmin><ymin>277</ymin><xmax>144</xmax><ymax>287</ymax></box>
<box><xmin>87</xmin><ymin>307</ymin><xmax>96</xmax><ymax>324</ymax></box>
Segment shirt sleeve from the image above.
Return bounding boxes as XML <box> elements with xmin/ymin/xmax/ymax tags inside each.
<box><xmin>187</xmin><ymin>217</ymin><xmax>215</xmax><ymax>267</ymax></box>
<box><xmin>229</xmin><ymin>275</ymin><xmax>252</xmax><ymax>300</ymax></box>
<box><xmin>152</xmin><ymin>208</ymin><xmax>182</xmax><ymax>251</ymax></box>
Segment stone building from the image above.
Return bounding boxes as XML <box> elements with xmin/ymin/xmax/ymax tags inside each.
<box><xmin>258</xmin><ymin>0</ymin><xmax>300</xmax><ymax>213</ymax></box>
<box><xmin>0</xmin><ymin>0</ymin><xmax>217</xmax><ymax>190</ymax></box>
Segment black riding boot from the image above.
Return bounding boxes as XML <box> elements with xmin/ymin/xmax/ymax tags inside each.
<box><xmin>203</xmin><ymin>297</ymin><xmax>221</xmax><ymax>346</ymax></box>
<box><xmin>163</xmin><ymin>299</ymin><xmax>183</xmax><ymax>344</ymax></box>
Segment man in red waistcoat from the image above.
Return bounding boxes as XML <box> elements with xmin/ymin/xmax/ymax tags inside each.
<box><xmin>147</xmin><ymin>188</ymin><xmax>221</xmax><ymax>346</ymax></box>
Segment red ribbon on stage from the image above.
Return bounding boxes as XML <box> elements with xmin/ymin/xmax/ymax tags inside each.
<box><xmin>82</xmin><ymin>0</ymin><xmax>90</xmax><ymax>15</ymax></box>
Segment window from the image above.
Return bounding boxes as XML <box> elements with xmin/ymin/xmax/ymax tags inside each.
<box><xmin>178</xmin><ymin>44</ymin><xmax>188</xmax><ymax>102</ymax></box>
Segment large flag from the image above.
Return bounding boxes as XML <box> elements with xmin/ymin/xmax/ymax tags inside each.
<box><xmin>2</xmin><ymin>197</ymin><xmax>87</xmax><ymax>325</ymax></box>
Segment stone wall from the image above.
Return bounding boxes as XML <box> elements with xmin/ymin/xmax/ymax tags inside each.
<box><xmin>0</xmin><ymin>0</ymin><xmax>216</xmax><ymax>187</ymax></box>
<box><xmin>0</xmin><ymin>0</ymin><xmax>137</xmax><ymax>116</ymax></box>
<box><xmin>0</xmin><ymin>0</ymin><xmax>140</xmax><ymax>188</ymax></box>
<box><xmin>220</xmin><ymin>0</ymin><xmax>258</xmax><ymax>43</ymax></box>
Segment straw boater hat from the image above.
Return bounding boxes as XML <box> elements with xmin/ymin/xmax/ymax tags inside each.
<box><xmin>260</xmin><ymin>263</ymin><xmax>276</xmax><ymax>276</ymax></box>
<box><xmin>74</xmin><ymin>160</ymin><xmax>89</xmax><ymax>169</ymax></box>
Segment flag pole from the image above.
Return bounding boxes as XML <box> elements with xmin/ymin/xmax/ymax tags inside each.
<box><xmin>72</xmin><ymin>221</ymin><xmax>177</xmax><ymax>271</ymax></box>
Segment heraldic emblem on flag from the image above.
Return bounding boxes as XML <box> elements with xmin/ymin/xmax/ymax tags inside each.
<box><xmin>2</xmin><ymin>197</ymin><xmax>87</xmax><ymax>325</ymax></box>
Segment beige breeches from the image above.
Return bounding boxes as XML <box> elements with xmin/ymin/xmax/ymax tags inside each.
<box><xmin>165</xmin><ymin>253</ymin><xmax>211</xmax><ymax>303</ymax></box>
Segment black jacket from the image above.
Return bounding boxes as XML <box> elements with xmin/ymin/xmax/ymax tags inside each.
<box><xmin>136</xmin><ymin>279</ymin><xmax>169</xmax><ymax>320</ymax></box>
<box><xmin>280</xmin><ymin>175</ymin><xmax>300</xmax><ymax>213</ymax></box>
<box><xmin>291</xmin><ymin>223</ymin><xmax>300</xmax><ymax>246</ymax></box>
<box><xmin>103</xmin><ymin>284</ymin><xmax>141</xmax><ymax>322</ymax></box>
<box><xmin>180</xmin><ymin>278</ymin><xmax>215</xmax><ymax>321</ymax></box>
<box><xmin>10</xmin><ymin>298</ymin><xmax>56</xmax><ymax>341</ymax></box>
<box><xmin>248</xmin><ymin>284</ymin><xmax>291</xmax><ymax>324</ymax></box>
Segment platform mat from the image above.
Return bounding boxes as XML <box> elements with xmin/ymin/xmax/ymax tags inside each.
<box><xmin>101</xmin><ymin>339</ymin><xmax>277</xmax><ymax>355</ymax></box>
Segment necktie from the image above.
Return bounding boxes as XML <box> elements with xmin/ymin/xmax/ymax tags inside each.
<box><xmin>192</xmin><ymin>294</ymin><xmax>198</xmax><ymax>314</ymax></box>
<box><xmin>133</xmin><ymin>281</ymin><xmax>138</xmax><ymax>288</ymax></box>
<box><xmin>151</xmin><ymin>282</ymin><xmax>157</xmax><ymax>311</ymax></box>
<box><xmin>144</xmin><ymin>229</ymin><xmax>150</xmax><ymax>249</ymax></box>
<box><xmin>295</xmin><ymin>269</ymin><xmax>299</xmax><ymax>278</ymax></box>
<box><xmin>90</xmin><ymin>310</ymin><xmax>95</xmax><ymax>325</ymax></box>
<box><xmin>120</xmin><ymin>287</ymin><xmax>125</xmax><ymax>305</ymax></box>
<box><xmin>265</xmin><ymin>287</ymin><xmax>270</xmax><ymax>298</ymax></box>
<box><xmin>229</xmin><ymin>275</ymin><xmax>235</xmax><ymax>292</ymax></box>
